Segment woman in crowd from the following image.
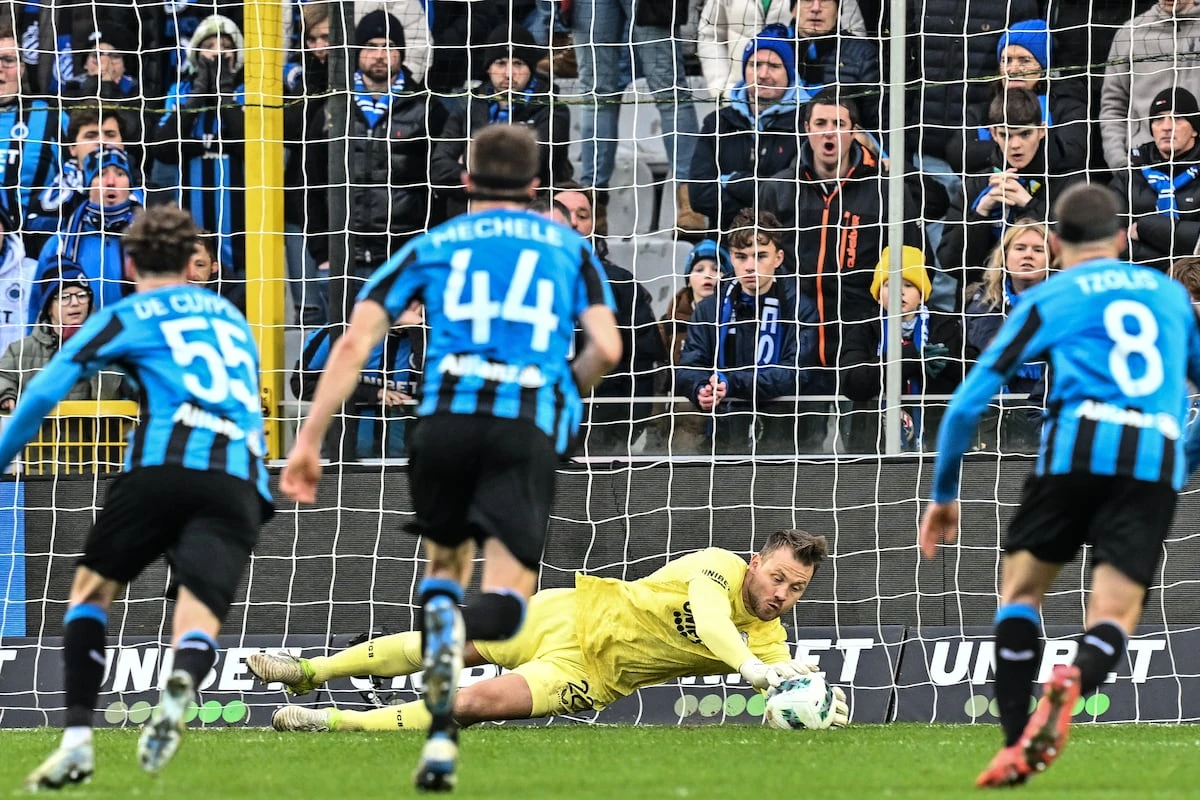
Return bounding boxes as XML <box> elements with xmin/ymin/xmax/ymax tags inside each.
<box><xmin>963</xmin><ymin>219</ymin><xmax>1054</xmax><ymax>451</ymax></box>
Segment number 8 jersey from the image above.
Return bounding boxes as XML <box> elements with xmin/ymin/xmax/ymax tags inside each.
<box><xmin>933</xmin><ymin>257</ymin><xmax>1200</xmax><ymax>501</ymax></box>
<box><xmin>0</xmin><ymin>283</ymin><xmax>272</xmax><ymax>508</ymax></box>
<box><xmin>360</xmin><ymin>209</ymin><xmax>615</xmax><ymax>455</ymax></box>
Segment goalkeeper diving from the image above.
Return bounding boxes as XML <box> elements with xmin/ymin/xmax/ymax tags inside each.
<box><xmin>251</xmin><ymin>530</ymin><xmax>850</xmax><ymax>731</ymax></box>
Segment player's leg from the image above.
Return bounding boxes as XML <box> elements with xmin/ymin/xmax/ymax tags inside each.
<box><xmin>22</xmin><ymin>567</ymin><xmax>122</xmax><ymax>791</ymax></box>
<box><xmin>297</xmin><ymin>670</ymin><xmax>537</xmax><ymax>734</ymax></box>
<box><xmin>978</xmin><ymin>476</ymin><xmax>1083</xmax><ymax>788</ymax></box>
<box><xmin>138</xmin><ymin>587</ymin><xmax>223</xmax><ymax>774</ymax></box>
<box><xmin>1018</xmin><ymin>478</ymin><xmax>1173</xmax><ymax>780</ymax></box>
<box><xmin>251</xmin><ymin>634</ymin><xmax>491</xmax><ymax>695</ymax></box>
<box><xmin>24</xmin><ymin>471</ymin><xmax>164</xmax><ymax>791</ymax></box>
<box><xmin>413</xmin><ymin>538</ymin><xmax>472</xmax><ymax>791</ymax></box>
<box><xmin>139</xmin><ymin>472</ymin><xmax>260</xmax><ymax>775</ymax></box>
<box><xmin>458</xmin><ymin>419</ymin><xmax>557</xmax><ymax>644</ymax></box>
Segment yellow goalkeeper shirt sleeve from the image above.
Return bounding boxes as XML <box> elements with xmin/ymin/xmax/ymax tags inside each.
<box><xmin>687</xmin><ymin>574</ymin><xmax>755</xmax><ymax>671</ymax></box>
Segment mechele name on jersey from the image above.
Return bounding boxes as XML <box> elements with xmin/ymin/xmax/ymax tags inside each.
<box><xmin>437</xmin><ymin>353</ymin><xmax>546</xmax><ymax>388</ymax></box>
<box><xmin>426</xmin><ymin>214</ymin><xmax>566</xmax><ymax>248</ymax></box>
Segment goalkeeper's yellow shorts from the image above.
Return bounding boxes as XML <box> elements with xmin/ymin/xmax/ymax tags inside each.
<box><xmin>474</xmin><ymin>587</ymin><xmax>618</xmax><ymax>717</ymax></box>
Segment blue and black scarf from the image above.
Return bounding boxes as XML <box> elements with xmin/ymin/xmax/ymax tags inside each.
<box><xmin>353</xmin><ymin>69</ymin><xmax>408</xmax><ymax>128</ymax></box>
<box><xmin>1140</xmin><ymin>163</ymin><xmax>1200</xmax><ymax>218</ymax></box>
<box><xmin>715</xmin><ymin>282</ymin><xmax>786</xmax><ymax>370</ymax></box>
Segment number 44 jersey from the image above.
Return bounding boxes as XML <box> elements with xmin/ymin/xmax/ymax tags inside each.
<box><xmin>933</xmin><ymin>257</ymin><xmax>1200</xmax><ymax>502</ymax></box>
<box><xmin>0</xmin><ymin>284</ymin><xmax>271</xmax><ymax>506</ymax></box>
<box><xmin>361</xmin><ymin>208</ymin><xmax>615</xmax><ymax>456</ymax></box>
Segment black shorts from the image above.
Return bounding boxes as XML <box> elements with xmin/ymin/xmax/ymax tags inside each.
<box><xmin>1004</xmin><ymin>473</ymin><xmax>1177</xmax><ymax>588</ymax></box>
<box><xmin>80</xmin><ymin>466</ymin><xmax>263</xmax><ymax>620</ymax></box>
<box><xmin>405</xmin><ymin>415</ymin><xmax>557</xmax><ymax>570</ymax></box>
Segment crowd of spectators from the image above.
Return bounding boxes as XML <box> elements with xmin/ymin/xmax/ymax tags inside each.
<box><xmin>0</xmin><ymin>0</ymin><xmax>1197</xmax><ymax>459</ymax></box>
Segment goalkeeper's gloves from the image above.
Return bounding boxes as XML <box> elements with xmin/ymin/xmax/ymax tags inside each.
<box><xmin>739</xmin><ymin>658</ymin><xmax>787</xmax><ymax>691</ymax></box>
<box><xmin>829</xmin><ymin>685</ymin><xmax>850</xmax><ymax>728</ymax></box>
<box><xmin>769</xmin><ymin>658</ymin><xmax>818</xmax><ymax>682</ymax></box>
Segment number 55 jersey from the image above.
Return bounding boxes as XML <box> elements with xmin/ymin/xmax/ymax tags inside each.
<box><xmin>933</xmin><ymin>257</ymin><xmax>1200</xmax><ymax>501</ymax></box>
<box><xmin>361</xmin><ymin>209</ymin><xmax>615</xmax><ymax>455</ymax></box>
<box><xmin>0</xmin><ymin>283</ymin><xmax>271</xmax><ymax>507</ymax></box>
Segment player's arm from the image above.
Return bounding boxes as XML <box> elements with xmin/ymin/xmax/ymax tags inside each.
<box><xmin>571</xmin><ymin>247</ymin><xmax>622</xmax><ymax>393</ymax></box>
<box><xmin>921</xmin><ymin>302</ymin><xmax>1047</xmax><ymax>558</ymax></box>
<box><xmin>686</xmin><ymin>576</ymin><xmax>788</xmax><ymax>691</ymax></box>
<box><xmin>0</xmin><ymin>313</ymin><xmax>122</xmax><ymax>468</ymax></box>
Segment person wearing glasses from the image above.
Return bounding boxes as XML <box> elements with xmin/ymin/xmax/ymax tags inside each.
<box><xmin>0</xmin><ymin>263</ymin><xmax>123</xmax><ymax>412</ymax></box>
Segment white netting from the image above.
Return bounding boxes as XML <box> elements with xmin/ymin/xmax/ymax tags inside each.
<box><xmin>2</xmin><ymin>0</ymin><xmax>1200</xmax><ymax>727</ymax></box>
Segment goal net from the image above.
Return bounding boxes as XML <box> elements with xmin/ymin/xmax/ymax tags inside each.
<box><xmin>2</xmin><ymin>0</ymin><xmax>1200</xmax><ymax>729</ymax></box>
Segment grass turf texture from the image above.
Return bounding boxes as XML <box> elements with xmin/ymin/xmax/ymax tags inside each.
<box><xmin>2</xmin><ymin>724</ymin><xmax>1198</xmax><ymax>798</ymax></box>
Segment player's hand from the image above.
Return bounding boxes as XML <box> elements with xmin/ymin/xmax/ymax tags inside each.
<box><xmin>998</xmin><ymin>175</ymin><xmax>1033</xmax><ymax>208</ymax></box>
<box><xmin>828</xmin><ymin>685</ymin><xmax>850</xmax><ymax>728</ymax></box>
<box><xmin>281</xmin><ymin>443</ymin><xmax>322</xmax><ymax>504</ymax></box>
<box><xmin>770</xmin><ymin>658</ymin><xmax>817</xmax><ymax>681</ymax></box>
<box><xmin>919</xmin><ymin>500</ymin><xmax>960</xmax><ymax>559</ymax></box>
<box><xmin>922</xmin><ymin>343</ymin><xmax>951</xmax><ymax>378</ymax></box>
<box><xmin>739</xmin><ymin>657</ymin><xmax>786</xmax><ymax>691</ymax></box>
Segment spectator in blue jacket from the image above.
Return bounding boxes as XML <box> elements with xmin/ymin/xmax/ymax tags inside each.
<box><xmin>291</xmin><ymin>302</ymin><xmax>425</xmax><ymax>459</ymax></box>
<box><xmin>29</xmin><ymin>146</ymin><xmax>139</xmax><ymax>323</ymax></box>
<box><xmin>675</xmin><ymin>209</ymin><xmax>819</xmax><ymax>454</ymax></box>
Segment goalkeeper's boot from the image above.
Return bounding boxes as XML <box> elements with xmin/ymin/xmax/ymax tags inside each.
<box><xmin>247</xmin><ymin>652</ymin><xmax>321</xmax><ymax>695</ymax></box>
<box><xmin>271</xmin><ymin>705</ymin><xmax>339</xmax><ymax>732</ymax></box>
<box><xmin>421</xmin><ymin>596</ymin><xmax>465</xmax><ymax>720</ymax></box>
<box><xmin>975</xmin><ymin>744</ymin><xmax>1030</xmax><ymax>788</ymax></box>
<box><xmin>137</xmin><ymin>670</ymin><xmax>193</xmax><ymax>775</ymax></box>
<box><xmin>1020</xmin><ymin>664</ymin><xmax>1081</xmax><ymax>776</ymax></box>
<box><xmin>22</xmin><ymin>742</ymin><xmax>94</xmax><ymax>791</ymax></box>
<box><xmin>413</xmin><ymin>731</ymin><xmax>458</xmax><ymax>792</ymax></box>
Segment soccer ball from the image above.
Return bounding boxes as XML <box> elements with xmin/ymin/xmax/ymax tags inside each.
<box><xmin>764</xmin><ymin>674</ymin><xmax>837</xmax><ymax>730</ymax></box>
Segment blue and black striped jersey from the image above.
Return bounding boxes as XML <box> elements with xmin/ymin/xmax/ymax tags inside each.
<box><xmin>0</xmin><ymin>283</ymin><xmax>272</xmax><ymax>508</ymax></box>
<box><xmin>358</xmin><ymin>208</ymin><xmax>615</xmax><ymax>454</ymax></box>
<box><xmin>933</xmin><ymin>258</ymin><xmax>1200</xmax><ymax>501</ymax></box>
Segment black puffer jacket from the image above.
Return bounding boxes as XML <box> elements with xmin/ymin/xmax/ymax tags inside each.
<box><xmin>430</xmin><ymin>76</ymin><xmax>573</xmax><ymax>218</ymax></box>
<box><xmin>688</xmin><ymin>84</ymin><xmax>803</xmax><ymax>231</ymax></box>
<box><xmin>797</xmin><ymin>33</ymin><xmax>883</xmax><ymax>132</ymax></box>
<box><xmin>906</xmin><ymin>0</ymin><xmax>1040</xmax><ymax>160</ymax></box>
<box><xmin>306</xmin><ymin>68</ymin><xmax>448</xmax><ymax>268</ymax></box>
<box><xmin>759</xmin><ymin>140</ymin><xmax>923</xmax><ymax>370</ymax></box>
<box><xmin>938</xmin><ymin>147</ymin><xmax>1084</xmax><ymax>301</ymax></box>
<box><xmin>948</xmin><ymin>80</ymin><xmax>1090</xmax><ymax>176</ymax></box>
<box><xmin>1111</xmin><ymin>139</ymin><xmax>1200</xmax><ymax>271</ymax></box>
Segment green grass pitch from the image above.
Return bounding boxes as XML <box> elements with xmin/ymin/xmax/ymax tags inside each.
<box><xmin>2</xmin><ymin>724</ymin><xmax>1198</xmax><ymax>798</ymax></box>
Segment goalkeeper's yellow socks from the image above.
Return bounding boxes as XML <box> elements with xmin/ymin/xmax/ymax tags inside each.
<box><xmin>308</xmin><ymin>631</ymin><xmax>424</xmax><ymax>684</ymax></box>
<box><xmin>331</xmin><ymin>701</ymin><xmax>432</xmax><ymax>732</ymax></box>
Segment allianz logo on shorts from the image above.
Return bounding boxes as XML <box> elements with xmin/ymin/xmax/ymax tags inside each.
<box><xmin>436</xmin><ymin>353</ymin><xmax>546</xmax><ymax>388</ymax></box>
<box><xmin>1074</xmin><ymin>400</ymin><xmax>1180</xmax><ymax>440</ymax></box>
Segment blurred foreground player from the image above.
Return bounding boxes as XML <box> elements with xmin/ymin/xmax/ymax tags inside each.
<box><xmin>920</xmin><ymin>184</ymin><xmax>1200</xmax><ymax>787</ymax></box>
<box><xmin>3</xmin><ymin>206</ymin><xmax>273</xmax><ymax>789</ymax></box>
<box><xmin>280</xmin><ymin>126</ymin><xmax>621</xmax><ymax>791</ymax></box>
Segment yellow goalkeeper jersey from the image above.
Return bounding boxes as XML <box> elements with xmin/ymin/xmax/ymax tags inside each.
<box><xmin>574</xmin><ymin>547</ymin><xmax>790</xmax><ymax>700</ymax></box>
